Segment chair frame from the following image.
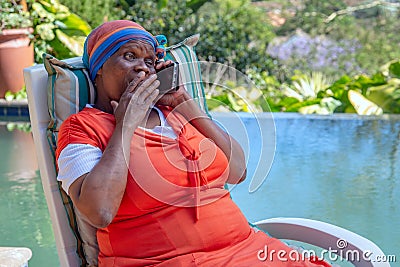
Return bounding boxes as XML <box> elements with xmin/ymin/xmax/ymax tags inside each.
<box><xmin>24</xmin><ymin>59</ymin><xmax>390</xmax><ymax>267</ymax></box>
<box><xmin>25</xmin><ymin>59</ymin><xmax>81</xmax><ymax>266</ymax></box>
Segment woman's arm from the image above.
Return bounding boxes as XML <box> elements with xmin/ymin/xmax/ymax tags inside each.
<box><xmin>67</xmin><ymin>73</ymin><xmax>160</xmax><ymax>228</ymax></box>
<box><xmin>67</xmin><ymin>125</ymin><xmax>132</xmax><ymax>228</ymax></box>
<box><xmin>157</xmin><ymin>88</ymin><xmax>247</xmax><ymax>184</ymax></box>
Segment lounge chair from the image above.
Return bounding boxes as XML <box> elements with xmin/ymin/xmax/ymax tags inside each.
<box><xmin>24</xmin><ymin>44</ymin><xmax>389</xmax><ymax>267</ymax></box>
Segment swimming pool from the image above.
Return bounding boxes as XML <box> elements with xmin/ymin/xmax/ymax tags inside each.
<box><xmin>226</xmin><ymin>112</ymin><xmax>400</xmax><ymax>261</ymax></box>
<box><xmin>0</xmin><ymin>112</ymin><xmax>399</xmax><ymax>266</ymax></box>
<box><xmin>0</xmin><ymin>122</ymin><xmax>59</xmax><ymax>266</ymax></box>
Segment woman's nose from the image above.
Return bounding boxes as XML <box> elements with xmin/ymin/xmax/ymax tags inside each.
<box><xmin>134</xmin><ymin>60</ymin><xmax>150</xmax><ymax>74</ymax></box>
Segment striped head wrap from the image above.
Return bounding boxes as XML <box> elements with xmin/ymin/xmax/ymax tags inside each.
<box><xmin>83</xmin><ymin>20</ymin><xmax>167</xmax><ymax>82</ymax></box>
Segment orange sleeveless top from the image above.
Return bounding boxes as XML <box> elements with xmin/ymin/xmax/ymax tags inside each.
<box><xmin>57</xmin><ymin>107</ymin><xmax>330</xmax><ymax>267</ymax></box>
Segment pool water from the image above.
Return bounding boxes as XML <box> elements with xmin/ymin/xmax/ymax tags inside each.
<box><xmin>0</xmin><ymin>124</ymin><xmax>59</xmax><ymax>267</ymax></box>
<box><xmin>229</xmin><ymin>113</ymin><xmax>400</xmax><ymax>262</ymax></box>
<box><xmin>0</xmin><ymin>113</ymin><xmax>399</xmax><ymax>266</ymax></box>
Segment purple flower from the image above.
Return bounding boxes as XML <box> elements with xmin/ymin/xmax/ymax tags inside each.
<box><xmin>267</xmin><ymin>31</ymin><xmax>362</xmax><ymax>77</ymax></box>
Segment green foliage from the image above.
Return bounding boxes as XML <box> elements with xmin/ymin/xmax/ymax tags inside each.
<box><xmin>275</xmin><ymin>0</ymin><xmax>400</xmax><ymax>77</ymax></box>
<box><xmin>119</xmin><ymin>0</ymin><xmax>193</xmax><ymax>45</ymax></box>
<box><xmin>245</xmin><ymin>69</ymin><xmax>285</xmax><ymax>112</ymax></box>
<box><xmin>6</xmin><ymin>122</ymin><xmax>31</xmax><ymax>132</ymax></box>
<box><xmin>285</xmin><ymin>71</ymin><xmax>333</xmax><ymax>100</ymax></box>
<box><xmin>280</xmin><ymin>72</ymin><xmax>342</xmax><ymax>114</ymax></box>
<box><xmin>101</xmin><ymin>0</ymin><xmax>276</xmax><ymax>74</ymax></box>
<box><xmin>28</xmin><ymin>0</ymin><xmax>92</xmax><ymax>62</ymax></box>
<box><xmin>206</xmin><ymin>83</ymin><xmax>267</xmax><ymax>113</ymax></box>
<box><xmin>388</xmin><ymin>61</ymin><xmax>400</xmax><ymax>78</ymax></box>
<box><xmin>4</xmin><ymin>87</ymin><xmax>27</xmax><ymax>101</ymax></box>
<box><xmin>186</xmin><ymin>0</ymin><xmax>209</xmax><ymax>12</ymax></box>
<box><xmin>365</xmin><ymin>80</ymin><xmax>400</xmax><ymax>114</ymax></box>
<box><xmin>236</xmin><ymin>59</ymin><xmax>400</xmax><ymax>115</ymax></box>
<box><xmin>190</xmin><ymin>0</ymin><xmax>275</xmax><ymax>73</ymax></box>
<box><xmin>0</xmin><ymin>0</ymin><xmax>33</xmax><ymax>31</ymax></box>
<box><xmin>57</xmin><ymin>0</ymin><xmax>117</xmax><ymax>27</ymax></box>
<box><xmin>367</xmin><ymin>86</ymin><xmax>398</xmax><ymax>112</ymax></box>
<box><xmin>277</xmin><ymin>0</ymin><xmax>349</xmax><ymax>36</ymax></box>
<box><xmin>353</xmin><ymin>15</ymin><xmax>400</xmax><ymax>75</ymax></box>
<box><xmin>45</xmin><ymin>0</ymin><xmax>400</xmax><ymax>115</ymax></box>
<box><xmin>322</xmin><ymin>60</ymin><xmax>400</xmax><ymax>114</ymax></box>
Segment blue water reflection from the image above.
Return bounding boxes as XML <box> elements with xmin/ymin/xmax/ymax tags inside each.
<box><xmin>0</xmin><ymin>124</ymin><xmax>59</xmax><ymax>267</ymax></box>
<box><xmin>229</xmin><ymin>113</ymin><xmax>400</xmax><ymax>258</ymax></box>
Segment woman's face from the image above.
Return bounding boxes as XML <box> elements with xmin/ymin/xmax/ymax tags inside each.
<box><xmin>96</xmin><ymin>40</ymin><xmax>157</xmax><ymax>101</ymax></box>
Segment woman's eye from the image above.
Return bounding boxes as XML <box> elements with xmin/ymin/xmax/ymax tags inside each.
<box><xmin>124</xmin><ymin>52</ymin><xmax>136</xmax><ymax>61</ymax></box>
<box><xmin>145</xmin><ymin>59</ymin><xmax>154</xmax><ymax>66</ymax></box>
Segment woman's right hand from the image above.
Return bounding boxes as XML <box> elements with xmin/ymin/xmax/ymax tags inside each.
<box><xmin>68</xmin><ymin>72</ymin><xmax>160</xmax><ymax>228</ymax></box>
<box><xmin>111</xmin><ymin>71</ymin><xmax>160</xmax><ymax>132</ymax></box>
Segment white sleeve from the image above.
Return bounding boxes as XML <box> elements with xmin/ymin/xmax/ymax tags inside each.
<box><xmin>57</xmin><ymin>143</ymin><xmax>102</xmax><ymax>195</ymax></box>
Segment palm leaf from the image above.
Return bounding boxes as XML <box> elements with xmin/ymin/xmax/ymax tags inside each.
<box><xmin>348</xmin><ymin>90</ymin><xmax>383</xmax><ymax>115</ymax></box>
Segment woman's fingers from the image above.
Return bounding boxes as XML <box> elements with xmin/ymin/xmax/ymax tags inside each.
<box><xmin>126</xmin><ymin>71</ymin><xmax>146</xmax><ymax>93</ymax></box>
<box><xmin>126</xmin><ymin>74</ymin><xmax>158</xmax><ymax>97</ymax></box>
<box><xmin>123</xmin><ymin>75</ymin><xmax>159</xmax><ymax>112</ymax></box>
<box><xmin>114</xmin><ymin>74</ymin><xmax>160</xmax><ymax>129</ymax></box>
<box><xmin>115</xmin><ymin>73</ymin><xmax>160</xmax><ymax>121</ymax></box>
<box><xmin>155</xmin><ymin>60</ymin><xmax>173</xmax><ymax>71</ymax></box>
<box><xmin>135</xmin><ymin>77</ymin><xmax>159</xmax><ymax>104</ymax></box>
<box><xmin>119</xmin><ymin>74</ymin><xmax>157</xmax><ymax>104</ymax></box>
<box><xmin>119</xmin><ymin>71</ymin><xmax>146</xmax><ymax>102</ymax></box>
<box><xmin>145</xmin><ymin>87</ymin><xmax>160</xmax><ymax>106</ymax></box>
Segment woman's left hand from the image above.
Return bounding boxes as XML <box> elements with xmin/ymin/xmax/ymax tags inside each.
<box><xmin>155</xmin><ymin>63</ymin><xmax>246</xmax><ymax>183</ymax></box>
<box><xmin>155</xmin><ymin>60</ymin><xmax>173</xmax><ymax>72</ymax></box>
<box><xmin>154</xmin><ymin>60</ymin><xmax>190</xmax><ymax>107</ymax></box>
<box><xmin>156</xmin><ymin>85</ymin><xmax>190</xmax><ymax>108</ymax></box>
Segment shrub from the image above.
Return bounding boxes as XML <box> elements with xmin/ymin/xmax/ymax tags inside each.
<box><xmin>24</xmin><ymin>0</ymin><xmax>91</xmax><ymax>62</ymax></box>
<box><xmin>110</xmin><ymin>0</ymin><xmax>276</xmax><ymax>74</ymax></box>
<box><xmin>189</xmin><ymin>0</ymin><xmax>275</xmax><ymax>73</ymax></box>
<box><xmin>0</xmin><ymin>0</ymin><xmax>33</xmax><ymax>31</ymax></box>
<box><xmin>276</xmin><ymin>0</ymin><xmax>349</xmax><ymax>36</ymax></box>
<box><xmin>119</xmin><ymin>0</ymin><xmax>193</xmax><ymax>45</ymax></box>
<box><xmin>275</xmin><ymin>0</ymin><xmax>400</xmax><ymax>77</ymax></box>
<box><xmin>57</xmin><ymin>0</ymin><xmax>117</xmax><ymax>27</ymax></box>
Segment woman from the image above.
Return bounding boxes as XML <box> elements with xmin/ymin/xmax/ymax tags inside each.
<box><xmin>56</xmin><ymin>20</ymin><xmax>330</xmax><ymax>266</ymax></box>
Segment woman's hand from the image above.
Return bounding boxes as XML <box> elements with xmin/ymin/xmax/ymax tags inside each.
<box><xmin>111</xmin><ymin>71</ymin><xmax>160</xmax><ymax>133</ymax></box>
<box><xmin>154</xmin><ymin>60</ymin><xmax>191</xmax><ymax>108</ymax></box>
<box><xmin>157</xmin><ymin>81</ymin><xmax>247</xmax><ymax>184</ymax></box>
<box><xmin>69</xmin><ymin>72</ymin><xmax>160</xmax><ymax>228</ymax></box>
<box><xmin>156</xmin><ymin>85</ymin><xmax>190</xmax><ymax>108</ymax></box>
<box><xmin>155</xmin><ymin>60</ymin><xmax>173</xmax><ymax>72</ymax></box>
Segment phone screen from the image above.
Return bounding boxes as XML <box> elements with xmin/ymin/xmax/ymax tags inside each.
<box><xmin>156</xmin><ymin>62</ymin><xmax>180</xmax><ymax>95</ymax></box>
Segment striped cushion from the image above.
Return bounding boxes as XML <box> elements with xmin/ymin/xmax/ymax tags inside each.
<box><xmin>165</xmin><ymin>34</ymin><xmax>208</xmax><ymax>113</ymax></box>
<box><xmin>44</xmin><ymin>54</ymin><xmax>96</xmax><ymax>151</ymax></box>
<box><xmin>43</xmin><ymin>34</ymin><xmax>206</xmax><ymax>267</ymax></box>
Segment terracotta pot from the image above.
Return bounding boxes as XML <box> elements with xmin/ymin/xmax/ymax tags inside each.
<box><xmin>0</xmin><ymin>28</ymin><xmax>34</xmax><ymax>98</ymax></box>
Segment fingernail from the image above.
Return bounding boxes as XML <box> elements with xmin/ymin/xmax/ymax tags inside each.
<box><xmin>138</xmin><ymin>71</ymin><xmax>145</xmax><ymax>77</ymax></box>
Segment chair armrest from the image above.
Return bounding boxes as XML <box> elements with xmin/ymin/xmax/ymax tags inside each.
<box><xmin>254</xmin><ymin>217</ymin><xmax>390</xmax><ymax>267</ymax></box>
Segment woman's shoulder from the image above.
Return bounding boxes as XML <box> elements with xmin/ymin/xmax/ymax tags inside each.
<box><xmin>59</xmin><ymin>107</ymin><xmax>115</xmax><ymax>141</ymax></box>
<box><xmin>57</xmin><ymin>107</ymin><xmax>114</xmax><ymax>153</ymax></box>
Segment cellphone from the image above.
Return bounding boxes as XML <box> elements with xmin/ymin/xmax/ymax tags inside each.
<box><xmin>156</xmin><ymin>62</ymin><xmax>180</xmax><ymax>95</ymax></box>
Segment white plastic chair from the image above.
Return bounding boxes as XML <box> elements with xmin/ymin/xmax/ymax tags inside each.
<box><xmin>24</xmin><ymin>60</ymin><xmax>390</xmax><ymax>267</ymax></box>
